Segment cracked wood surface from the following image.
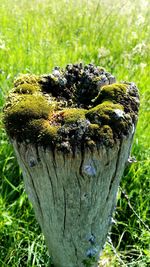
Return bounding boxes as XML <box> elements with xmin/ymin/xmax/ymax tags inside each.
<box><xmin>12</xmin><ymin>128</ymin><xmax>134</xmax><ymax>267</ymax></box>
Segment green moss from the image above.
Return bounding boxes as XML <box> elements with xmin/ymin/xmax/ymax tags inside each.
<box><xmin>88</xmin><ymin>123</ymin><xmax>99</xmax><ymax>131</ymax></box>
<box><xmin>14</xmin><ymin>74</ymin><xmax>40</xmax><ymax>87</ymax></box>
<box><xmin>93</xmin><ymin>83</ymin><xmax>128</xmax><ymax>104</ymax></box>
<box><xmin>86</xmin><ymin>123</ymin><xmax>99</xmax><ymax>137</ymax></box>
<box><xmin>13</xmin><ymin>83</ymin><xmax>41</xmax><ymax>94</ymax></box>
<box><xmin>86</xmin><ymin>101</ymin><xmax>124</xmax><ymax>125</ymax></box>
<box><xmin>58</xmin><ymin>108</ymin><xmax>87</xmax><ymax>124</ymax></box>
<box><xmin>86</xmin><ymin>139</ymin><xmax>96</xmax><ymax>149</ymax></box>
<box><xmin>42</xmin><ymin>121</ymin><xmax>59</xmax><ymax>139</ymax></box>
<box><xmin>27</xmin><ymin>119</ymin><xmax>59</xmax><ymax>145</ymax></box>
<box><xmin>85</xmin><ymin>100</ymin><xmax>132</xmax><ymax>140</ymax></box>
<box><xmin>85</xmin><ymin>123</ymin><xmax>114</xmax><ymax>147</ymax></box>
<box><xmin>92</xmin><ymin>76</ymin><xmax>103</xmax><ymax>82</ymax></box>
<box><xmin>93</xmin><ymin>100</ymin><xmax>124</xmax><ymax>111</ymax></box>
<box><xmin>3</xmin><ymin>67</ymin><xmax>139</xmax><ymax>149</ymax></box>
<box><xmin>4</xmin><ymin>94</ymin><xmax>53</xmax><ymax>140</ymax></box>
<box><xmin>98</xmin><ymin>125</ymin><xmax>114</xmax><ymax>146</ymax></box>
<box><xmin>102</xmin><ymin>83</ymin><xmax>127</xmax><ymax>94</ymax></box>
<box><xmin>6</xmin><ymin>95</ymin><xmax>51</xmax><ymax>121</ymax></box>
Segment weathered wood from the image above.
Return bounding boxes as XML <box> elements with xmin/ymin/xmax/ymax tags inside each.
<box><xmin>12</xmin><ymin>127</ymin><xmax>134</xmax><ymax>267</ymax></box>
<box><xmin>3</xmin><ymin>65</ymin><xmax>139</xmax><ymax>266</ymax></box>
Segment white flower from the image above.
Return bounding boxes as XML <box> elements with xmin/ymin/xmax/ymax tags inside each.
<box><xmin>132</xmin><ymin>41</ymin><xmax>147</xmax><ymax>55</ymax></box>
<box><xmin>98</xmin><ymin>47</ymin><xmax>110</xmax><ymax>59</ymax></box>
<box><xmin>136</xmin><ymin>15</ymin><xmax>145</xmax><ymax>26</ymax></box>
<box><xmin>0</xmin><ymin>39</ymin><xmax>6</xmax><ymax>50</ymax></box>
<box><xmin>139</xmin><ymin>62</ymin><xmax>147</xmax><ymax>71</ymax></box>
<box><xmin>139</xmin><ymin>0</ymin><xmax>149</xmax><ymax>10</ymax></box>
<box><xmin>132</xmin><ymin>32</ymin><xmax>138</xmax><ymax>39</ymax></box>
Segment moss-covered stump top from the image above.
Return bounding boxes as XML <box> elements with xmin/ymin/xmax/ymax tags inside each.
<box><xmin>3</xmin><ymin>63</ymin><xmax>140</xmax><ymax>153</ymax></box>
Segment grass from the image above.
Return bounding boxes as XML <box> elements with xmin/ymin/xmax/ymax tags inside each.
<box><xmin>0</xmin><ymin>0</ymin><xmax>150</xmax><ymax>266</ymax></box>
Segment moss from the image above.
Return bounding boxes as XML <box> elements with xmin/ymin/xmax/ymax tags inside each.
<box><xmin>13</xmin><ymin>83</ymin><xmax>41</xmax><ymax>94</ymax></box>
<box><xmin>86</xmin><ymin>101</ymin><xmax>124</xmax><ymax>125</ymax></box>
<box><xmin>26</xmin><ymin>119</ymin><xmax>59</xmax><ymax>145</ymax></box>
<box><xmin>86</xmin><ymin>139</ymin><xmax>96</xmax><ymax>149</ymax></box>
<box><xmin>4</xmin><ymin>94</ymin><xmax>53</xmax><ymax>140</ymax></box>
<box><xmin>85</xmin><ymin>100</ymin><xmax>133</xmax><ymax>139</ymax></box>
<box><xmin>14</xmin><ymin>74</ymin><xmax>40</xmax><ymax>87</ymax></box>
<box><xmin>93</xmin><ymin>83</ymin><xmax>128</xmax><ymax>105</ymax></box>
<box><xmin>6</xmin><ymin>95</ymin><xmax>51</xmax><ymax>121</ymax></box>
<box><xmin>58</xmin><ymin>108</ymin><xmax>87</xmax><ymax>124</ymax></box>
<box><xmin>86</xmin><ymin>124</ymin><xmax>100</xmax><ymax>138</ymax></box>
<box><xmin>88</xmin><ymin>123</ymin><xmax>99</xmax><ymax>131</ymax></box>
<box><xmin>85</xmin><ymin>124</ymin><xmax>114</xmax><ymax>147</ymax></box>
<box><xmin>3</xmin><ymin>64</ymin><xmax>140</xmax><ymax>149</ymax></box>
<box><xmin>102</xmin><ymin>83</ymin><xmax>127</xmax><ymax>94</ymax></box>
<box><xmin>98</xmin><ymin>125</ymin><xmax>114</xmax><ymax>146</ymax></box>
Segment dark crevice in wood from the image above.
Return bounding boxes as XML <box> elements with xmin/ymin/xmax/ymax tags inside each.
<box><xmin>52</xmin><ymin>148</ymin><xmax>57</xmax><ymax>168</ymax></box>
<box><xmin>75</xmin><ymin>172</ymin><xmax>82</xmax><ymax>225</ymax></box>
<box><xmin>79</xmin><ymin>144</ymin><xmax>85</xmax><ymax>178</ymax></box>
<box><xmin>63</xmin><ymin>186</ymin><xmax>67</xmax><ymax>236</ymax></box>
<box><xmin>75</xmin><ymin>172</ymin><xmax>81</xmax><ymax>189</ymax></box>
<box><xmin>45</xmin><ymin>160</ymin><xmax>56</xmax><ymax>206</ymax></box>
<box><xmin>53</xmin><ymin>159</ymin><xmax>59</xmax><ymax>184</ymax></box>
<box><xmin>62</xmin><ymin>152</ymin><xmax>66</xmax><ymax>167</ymax></box>
<box><xmin>70</xmin><ymin>233</ymin><xmax>79</xmax><ymax>267</ymax></box>
<box><xmin>35</xmin><ymin>145</ymin><xmax>41</xmax><ymax>162</ymax></box>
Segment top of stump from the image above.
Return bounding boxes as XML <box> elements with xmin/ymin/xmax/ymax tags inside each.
<box><xmin>3</xmin><ymin>63</ymin><xmax>139</xmax><ymax>153</ymax></box>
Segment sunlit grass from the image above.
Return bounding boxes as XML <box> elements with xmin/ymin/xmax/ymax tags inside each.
<box><xmin>0</xmin><ymin>0</ymin><xmax>150</xmax><ymax>266</ymax></box>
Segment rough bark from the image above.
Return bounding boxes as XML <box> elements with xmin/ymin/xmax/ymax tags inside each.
<box><xmin>12</xmin><ymin>128</ymin><xmax>134</xmax><ymax>267</ymax></box>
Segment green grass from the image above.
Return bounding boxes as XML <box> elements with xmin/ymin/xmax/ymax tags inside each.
<box><xmin>0</xmin><ymin>0</ymin><xmax>150</xmax><ymax>266</ymax></box>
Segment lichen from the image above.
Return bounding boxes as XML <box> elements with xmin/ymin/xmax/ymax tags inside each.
<box><xmin>3</xmin><ymin>63</ymin><xmax>140</xmax><ymax>151</ymax></box>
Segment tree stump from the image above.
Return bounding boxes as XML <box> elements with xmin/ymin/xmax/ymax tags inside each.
<box><xmin>3</xmin><ymin>64</ymin><xmax>139</xmax><ymax>267</ymax></box>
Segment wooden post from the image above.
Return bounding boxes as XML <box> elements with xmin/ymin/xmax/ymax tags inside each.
<box><xmin>3</xmin><ymin>64</ymin><xmax>139</xmax><ymax>267</ymax></box>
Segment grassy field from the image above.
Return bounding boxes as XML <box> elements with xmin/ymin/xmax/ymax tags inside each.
<box><xmin>0</xmin><ymin>0</ymin><xmax>150</xmax><ymax>266</ymax></box>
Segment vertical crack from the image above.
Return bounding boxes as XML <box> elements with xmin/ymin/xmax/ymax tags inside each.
<box><xmin>63</xmin><ymin>186</ymin><xmax>67</xmax><ymax>236</ymax></box>
<box><xmin>52</xmin><ymin>157</ymin><xmax>59</xmax><ymax>184</ymax></box>
<box><xmin>45</xmin><ymin>162</ymin><xmax>56</xmax><ymax>206</ymax></box>
<box><xmin>79</xmin><ymin>144</ymin><xmax>85</xmax><ymax>178</ymax></box>
<box><xmin>71</xmin><ymin>233</ymin><xmax>79</xmax><ymax>267</ymax></box>
<box><xmin>75</xmin><ymin>172</ymin><xmax>82</xmax><ymax>239</ymax></box>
